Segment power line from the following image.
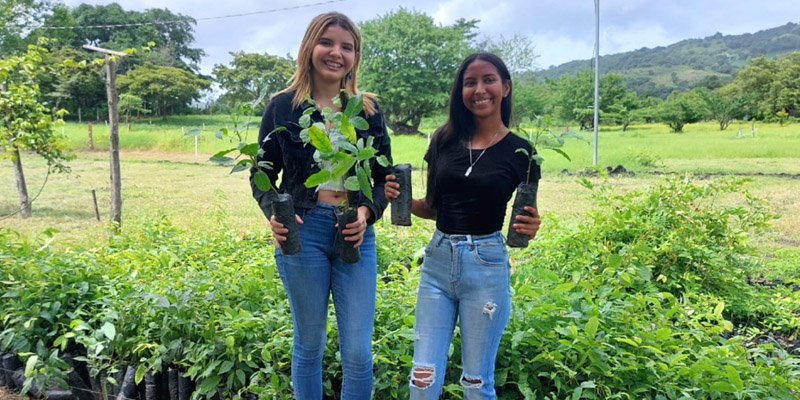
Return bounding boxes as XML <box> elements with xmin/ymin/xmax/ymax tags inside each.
<box><xmin>34</xmin><ymin>0</ymin><xmax>345</xmax><ymax>30</ymax></box>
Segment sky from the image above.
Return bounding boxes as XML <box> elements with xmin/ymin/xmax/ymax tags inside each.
<box><xmin>60</xmin><ymin>0</ymin><xmax>799</xmax><ymax>75</ymax></box>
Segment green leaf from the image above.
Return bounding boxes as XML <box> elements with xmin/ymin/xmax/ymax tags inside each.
<box><xmin>585</xmin><ymin>317</ymin><xmax>599</xmax><ymax>338</ymax></box>
<box><xmin>615</xmin><ymin>337</ymin><xmax>640</xmax><ymax>347</ymax></box>
<box><xmin>24</xmin><ymin>355</ymin><xmax>38</xmax><ymax>376</ymax></box>
<box><xmin>339</xmin><ymin>141</ymin><xmax>359</xmax><ymax>154</ymax></box>
<box><xmin>261</xmin><ymin>347</ymin><xmax>272</xmax><ymax>362</ymax></box>
<box><xmin>135</xmin><ymin>364</ymin><xmax>146</xmax><ymax>384</ymax></box>
<box><xmin>550</xmin><ymin>147</ymin><xmax>571</xmax><ymax>161</ymax></box>
<box><xmin>580</xmin><ymin>381</ymin><xmax>596</xmax><ymax>389</ymax></box>
<box><xmin>344</xmin><ymin>93</ymin><xmax>364</xmax><ymax>117</ymax></box>
<box><xmin>240</xmin><ymin>143</ymin><xmax>260</xmax><ymax>157</ymax></box>
<box><xmin>344</xmin><ymin>176</ymin><xmax>360</xmax><ymax>191</ymax></box>
<box><xmin>305</xmin><ymin>170</ymin><xmax>332</xmax><ymax>188</ymax></box>
<box><xmin>376</xmin><ymin>155</ymin><xmax>389</xmax><ymax>167</ymax></box>
<box><xmin>210</xmin><ymin>148</ymin><xmax>237</xmax><ymax>160</ymax></box>
<box><xmin>357</xmin><ymin>165</ymin><xmax>372</xmax><ymax>201</ymax></box>
<box><xmin>299</xmin><ymin>114</ymin><xmax>311</xmax><ymax>128</ymax></box>
<box><xmin>571</xmin><ymin>386</ymin><xmax>583</xmax><ymax>400</ymax></box>
<box><xmin>230</xmin><ymin>159</ymin><xmax>252</xmax><ymax>174</ymax></box>
<box><xmin>714</xmin><ymin>301</ymin><xmax>725</xmax><ymax>316</ymax></box>
<box><xmin>270</xmin><ymin>373</ymin><xmax>280</xmax><ymax>389</ymax></box>
<box><xmin>350</xmin><ymin>116</ymin><xmax>369</xmax><ymax>130</ymax></box>
<box><xmin>309</xmin><ymin>125</ymin><xmax>333</xmax><ymax>153</ymax></box>
<box><xmin>101</xmin><ymin>322</ymin><xmax>116</xmax><ymax>340</ymax></box>
<box><xmin>254</xmin><ymin>170</ymin><xmax>272</xmax><ymax>192</ymax></box>
<box><xmin>197</xmin><ymin>375</ymin><xmax>222</xmax><ymax>395</ymax></box>
<box><xmin>332</xmin><ymin>156</ymin><xmax>357</xmax><ymax>179</ymax></box>
<box><xmin>236</xmin><ymin>369</ymin><xmax>246</xmax><ymax>386</ymax></box>
<box><xmin>340</xmin><ymin>115</ymin><xmax>357</xmax><ymax>144</ymax></box>
<box><xmin>219</xmin><ymin>361</ymin><xmax>234</xmax><ymax>374</ymax></box>
<box><xmin>356</xmin><ymin>146</ymin><xmax>377</xmax><ymax>161</ymax></box>
<box><xmin>608</xmin><ymin>254</ymin><xmax>622</xmax><ymax>269</ymax></box>
<box><xmin>726</xmin><ymin>366</ymin><xmax>743</xmax><ymax>391</ymax></box>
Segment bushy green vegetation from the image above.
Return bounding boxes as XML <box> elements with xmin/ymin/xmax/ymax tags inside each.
<box><xmin>2</xmin><ymin>178</ymin><xmax>798</xmax><ymax>399</ymax></box>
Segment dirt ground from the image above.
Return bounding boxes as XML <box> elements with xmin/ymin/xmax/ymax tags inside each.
<box><xmin>0</xmin><ymin>387</ymin><xmax>26</xmax><ymax>399</ymax></box>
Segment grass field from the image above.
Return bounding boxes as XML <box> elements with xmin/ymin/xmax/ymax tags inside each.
<box><xmin>2</xmin><ymin>118</ymin><xmax>798</xmax><ymax>262</ymax></box>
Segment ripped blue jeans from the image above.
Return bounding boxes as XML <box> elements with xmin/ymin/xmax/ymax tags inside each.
<box><xmin>409</xmin><ymin>229</ymin><xmax>512</xmax><ymax>400</ymax></box>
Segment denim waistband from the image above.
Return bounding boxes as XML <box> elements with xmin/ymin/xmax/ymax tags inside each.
<box><xmin>296</xmin><ymin>202</ymin><xmax>337</xmax><ymax>219</ymax></box>
<box><xmin>433</xmin><ymin>229</ymin><xmax>504</xmax><ymax>246</ymax></box>
<box><xmin>314</xmin><ymin>202</ymin><xmax>338</xmax><ymax>212</ymax></box>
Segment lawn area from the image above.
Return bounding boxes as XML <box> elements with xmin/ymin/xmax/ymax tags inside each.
<box><xmin>2</xmin><ymin>118</ymin><xmax>799</xmax><ymax>257</ymax></box>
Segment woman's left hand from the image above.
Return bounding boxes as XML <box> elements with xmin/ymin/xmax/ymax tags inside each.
<box><xmin>513</xmin><ymin>206</ymin><xmax>541</xmax><ymax>239</ymax></box>
<box><xmin>341</xmin><ymin>206</ymin><xmax>373</xmax><ymax>248</ymax></box>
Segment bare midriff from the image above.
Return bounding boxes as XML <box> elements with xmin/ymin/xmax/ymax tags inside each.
<box><xmin>318</xmin><ymin>189</ymin><xmax>348</xmax><ymax>206</ymax></box>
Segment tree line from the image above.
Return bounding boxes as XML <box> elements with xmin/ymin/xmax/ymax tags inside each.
<box><xmin>2</xmin><ymin>1</ymin><xmax>799</xmax><ymax>135</ymax></box>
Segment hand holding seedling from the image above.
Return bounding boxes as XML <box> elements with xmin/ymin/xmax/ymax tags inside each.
<box><xmin>512</xmin><ymin>206</ymin><xmax>541</xmax><ymax>239</ymax></box>
<box><xmin>339</xmin><ymin>206</ymin><xmax>373</xmax><ymax>248</ymax></box>
<box><xmin>384</xmin><ymin>174</ymin><xmax>399</xmax><ymax>200</ymax></box>
<box><xmin>269</xmin><ymin>215</ymin><xmax>304</xmax><ymax>248</ymax></box>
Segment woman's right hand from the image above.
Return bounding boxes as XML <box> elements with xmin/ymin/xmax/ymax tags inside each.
<box><xmin>385</xmin><ymin>174</ymin><xmax>400</xmax><ymax>201</ymax></box>
<box><xmin>269</xmin><ymin>215</ymin><xmax>303</xmax><ymax>248</ymax></box>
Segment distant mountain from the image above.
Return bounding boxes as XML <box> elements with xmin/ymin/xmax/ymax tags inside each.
<box><xmin>535</xmin><ymin>22</ymin><xmax>800</xmax><ymax>98</ymax></box>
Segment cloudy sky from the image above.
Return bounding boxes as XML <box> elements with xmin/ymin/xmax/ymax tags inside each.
<box><xmin>61</xmin><ymin>0</ymin><xmax>798</xmax><ymax>74</ymax></box>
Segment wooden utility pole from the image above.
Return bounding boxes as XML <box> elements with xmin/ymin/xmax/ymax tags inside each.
<box><xmin>83</xmin><ymin>45</ymin><xmax>126</xmax><ymax>227</ymax></box>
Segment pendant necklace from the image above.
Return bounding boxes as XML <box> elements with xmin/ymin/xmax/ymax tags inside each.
<box><xmin>465</xmin><ymin>128</ymin><xmax>502</xmax><ymax>177</ymax></box>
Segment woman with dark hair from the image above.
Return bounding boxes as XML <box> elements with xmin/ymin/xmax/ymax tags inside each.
<box><xmin>251</xmin><ymin>12</ymin><xmax>391</xmax><ymax>400</ymax></box>
<box><xmin>385</xmin><ymin>52</ymin><xmax>541</xmax><ymax>399</ymax></box>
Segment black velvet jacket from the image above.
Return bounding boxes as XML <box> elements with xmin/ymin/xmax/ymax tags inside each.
<box><xmin>249</xmin><ymin>91</ymin><xmax>392</xmax><ymax>224</ymax></box>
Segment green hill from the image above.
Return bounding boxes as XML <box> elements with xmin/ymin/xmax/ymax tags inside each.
<box><xmin>535</xmin><ymin>22</ymin><xmax>800</xmax><ymax>97</ymax></box>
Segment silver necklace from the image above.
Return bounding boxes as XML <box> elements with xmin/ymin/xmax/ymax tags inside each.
<box><xmin>465</xmin><ymin>129</ymin><xmax>502</xmax><ymax>177</ymax></box>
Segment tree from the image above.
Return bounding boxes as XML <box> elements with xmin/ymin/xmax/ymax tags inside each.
<box><xmin>656</xmin><ymin>91</ymin><xmax>705</xmax><ymax>133</ymax></box>
<box><xmin>118</xmin><ymin>63</ymin><xmax>211</xmax><ymax>117</ymax></box>
<box><xmin>512</xmin><ymin>77</ymin><xmax>549</xmax><ymax>125</ymax></box>
<box><xmin>696</xmin><ymin>87</ymin><xmax>747</xmax><ymax>131</ymax></box>
<box><xmin>47</xmin><ymin>47</ymin><xmax>106</xmax><ymax>121</ymax></box>
<box><xmin>476</xmin><ymin>34</ymin><xmax>539</xmax><ymax>75</ymax></box>
<box><xmin>212</xmin><ymin>52</ymin><xmax>294</xmax><ymax>112</ymax></box>
<box><xmin>0</xmin><ymin>40</ymin><xmax>70</xmax><ymax>218</ymax></box>
<box><xmin>68</xmin><ymin>4</ymin><xmax>204</xmax><ymax>71</ymax></box>
<box><xmin>0</xmin><ymin>0</ymin><xmax>53</xmax><ymax>55</ymax></box>
<box><xmin>730</xmin><ymin>52</ymin><xmax>800</xmax><ymax>119</ymax></box>
<box><xmin>360</xmin><ymin>8</ymin><xmax>472</xmax><ymax>134</ymax></box>
<box><xmin>118</xmin><ymin>93</ymin><xmax>149</xmax><ymax>129</ymax></box>
<box><xmin>23</xmin><ymin>3</ymin><xmax>77</xmax><ymax>50</ymax></box>
<box><xmin>551</xmin><ymin>71</ymin><xmax>636</xmax><ymax>130</ymax></box>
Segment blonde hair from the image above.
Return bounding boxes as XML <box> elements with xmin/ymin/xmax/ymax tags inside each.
<box><xmin>279</xmin><ymin>12</ymin><xmax>377</xmax><ymax>116</ymax></box>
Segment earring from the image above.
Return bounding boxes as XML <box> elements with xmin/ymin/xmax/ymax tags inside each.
<box><xmin>346</xmin><ymin>72</ymin><xmax>353</xmax><ymax>81</ymax></box>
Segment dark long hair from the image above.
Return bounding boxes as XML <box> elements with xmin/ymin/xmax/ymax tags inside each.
<box><xmin>424</xmin><ymin>52</ymin><xmax>513</xmax><ymax>209</ymax></box>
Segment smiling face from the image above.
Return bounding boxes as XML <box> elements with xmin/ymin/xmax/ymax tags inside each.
<box><xmin>461</xmin><ymin>59</ymin><xmax>511</xmax><ymax>121</ymax></box>
<box><xmin>310</xmin><ymin>24</ymin><xmax>357</xmax><ymax>87</ymax></box>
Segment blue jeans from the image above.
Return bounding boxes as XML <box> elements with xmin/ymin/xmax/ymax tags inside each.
<box><xmin>409</xmin><ymin>230</ymin><xmax>512</xmax><ymax>400</ymax></box>
<box><xmin>275</xmin><ymin>203</ymin><xmax>377</xmax><ymax>400</ymax></box>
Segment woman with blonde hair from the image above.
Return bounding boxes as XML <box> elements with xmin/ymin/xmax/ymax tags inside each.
<box><xmin>250</xmin><ymin>12</ymin><xmax>392</xmax><ymax>399</ymax></box>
